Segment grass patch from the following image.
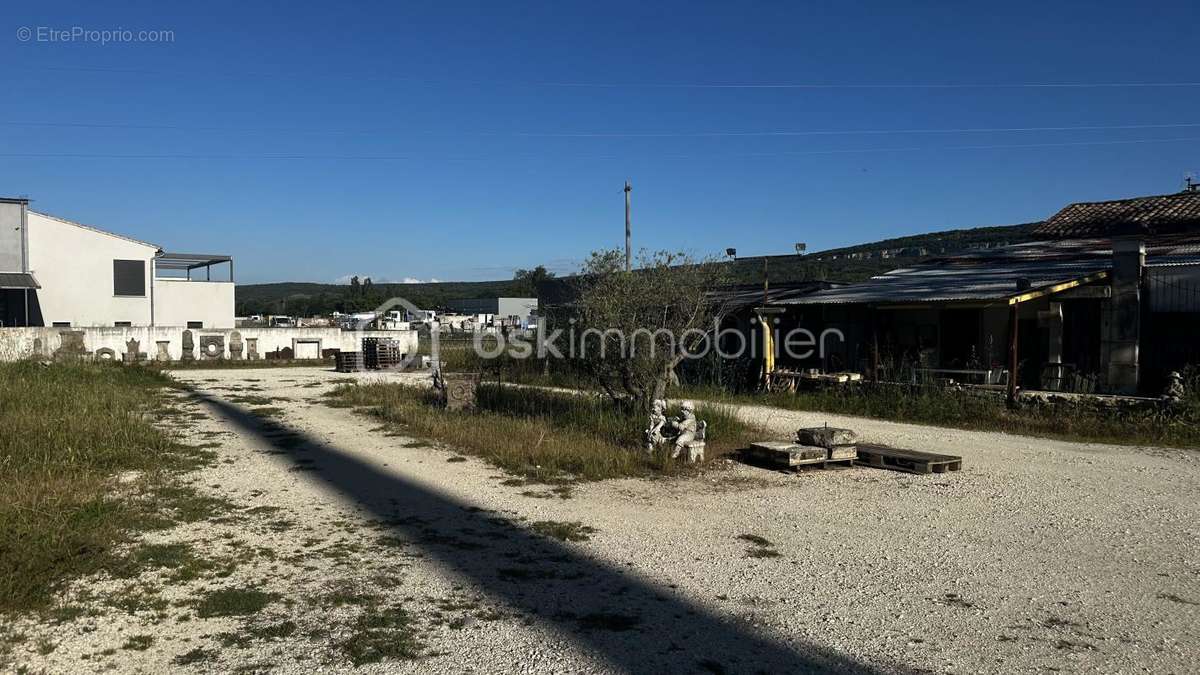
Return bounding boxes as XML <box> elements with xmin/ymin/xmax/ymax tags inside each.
<box><xmin>249</xmin><ymin>406</ymin><xmax>286</xmax><ymax>419</ymax></box>
<box><xmin>737</xmin><ymin>533</ymin><xmax>781</xmax><ymax>558</ymax></box>
<box><xmin>193</xmin><ymin>586</ymin><xmax>280</xmax><ymax>618</ymax></box>
<box><xmin>173</xmin><ymin>647</ymin><xmax>217</xmax><ymax>665</ymax></box>
<box><xmin>0</xmin><ymin>362</ymin><xmax>211</xmax><ymax>614</ymax></box>
<box><xmin>736</xmin><ymin>534</ymin><xmax>773</xmax><ymax>547</ymax></box>
<box><xmin>336</xmin><ymin>605</ymin><xmax>421</xmax><ymax>665</ymax></box>
<box><xmin>530</xmin><ymin>520</ymin><xmax>596</xmax><ymax>542</ymax></box>
<box><xmin>326</xmin><ymin>383</ymin><xmax>760</xmax><ymax>482</ymax></box>
<box><xmin>679</xmin><ymin>379</ymin><xmax>1200</xmax><ymax>449</ymax></box>
<box><xmin>121</xmin><ymin>634</ymin><xmax>155</xmax><ymax>651</ymax></box>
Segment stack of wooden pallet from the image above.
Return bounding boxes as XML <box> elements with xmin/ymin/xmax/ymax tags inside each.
<box><xmin>335</xmin><ymin>351</ymin><xmax>364</xmax><ymax>373</ymax></box>
<box><xmin>362</xmin><ymin>337</ymin><xmax>404</xmax><ymax>369</ymax></box>
<box><xmin>747</xmin><ymin>426</ymin><xmax>858</xmax><ymax>469</ymax></box>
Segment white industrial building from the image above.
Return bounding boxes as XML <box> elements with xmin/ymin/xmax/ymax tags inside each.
<box><xmin>0</xmin><ymin>197</ymin><xmax>234</xmax><ymax>328</ymax></box>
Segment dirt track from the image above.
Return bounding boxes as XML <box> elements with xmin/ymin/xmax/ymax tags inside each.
<box><xmin>9</xmin><ymin>366</ymin><xmax>1198</xmax><ymax>674</ymax></box>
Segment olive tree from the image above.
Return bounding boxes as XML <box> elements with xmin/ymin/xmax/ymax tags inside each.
<box><xmin>568</xmin><ymin>249</ymin><xmax>733</xmax><ymax>413</ymax></box>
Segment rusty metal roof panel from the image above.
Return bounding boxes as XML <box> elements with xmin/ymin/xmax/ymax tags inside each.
<box><xmin>1034</xmin><ymin>191</ymin><xmax>1200</xmax><ymax>238</ymax></box>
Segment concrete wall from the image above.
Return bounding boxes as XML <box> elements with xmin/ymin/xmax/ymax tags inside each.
<box><xmin>26</xmin><ymin>211</ymin><xmax>157</xmax><ymax>327</ymax></box>
<box><xmin>155</xmin><ymin>278</ymin><xmax>236</xmax><ymax>329</ymax></box>
<box><xmin>0</xmin><ymin>326</ymin><xmax>418</xmax><ymax>362</ymax></box>
<box><xmin>0</xmin><ymin>201</ymin><xmax>24</xmax><ymax>272</ymax></box>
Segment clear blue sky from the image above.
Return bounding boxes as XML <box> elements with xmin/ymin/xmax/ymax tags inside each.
<box><xmin>3</xmin><ymin>1</ymin><xmax>1199</xmax><ymax>284</ymax></box>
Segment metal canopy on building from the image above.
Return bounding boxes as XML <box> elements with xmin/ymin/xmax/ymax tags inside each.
<box><xmin>156</xmin><ymin>251</ymin><xmax>233</xmax><ymax>282</ymax></box>
<box><xmin>155</xmin><ymin>252</ymin><xmax>232</xmax><ymax>270</ymax></box>
<box><xmin>0</xmin><ymin>272</ymin><xmax>40</xmax><ymax>289</ymax></box>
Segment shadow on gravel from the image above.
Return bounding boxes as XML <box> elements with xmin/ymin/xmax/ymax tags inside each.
<box><xmin>196</xmin><ymin>392</ymin><xmax>911</xmax><ymax>674</ymax></box>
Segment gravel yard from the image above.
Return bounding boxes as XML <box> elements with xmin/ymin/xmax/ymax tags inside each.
<box><xmin>6</xmin><ymin>366</ymin><xmax>1197</xmax><ymax>674</ymax></box>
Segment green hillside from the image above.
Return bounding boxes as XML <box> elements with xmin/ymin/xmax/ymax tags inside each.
<box><xmin>235</xmin><ymin>222</ymin><xmax>1037</xmax><ymax>316</ymax></box>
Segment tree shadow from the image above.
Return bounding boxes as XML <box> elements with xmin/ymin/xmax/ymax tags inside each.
<box><xmin>196</xmin><ymin>393</ymin><xmax>912</xmax><ymax>674</ymax></box>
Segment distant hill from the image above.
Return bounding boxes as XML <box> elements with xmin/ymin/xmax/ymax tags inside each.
<box><xmin>235</xmin><ymin>222</ymin><xmax>1037</xmax><ymax>315</ymax></box>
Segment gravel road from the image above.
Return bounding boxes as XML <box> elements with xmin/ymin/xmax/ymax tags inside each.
<box><xmin>7</xmin><ymin>366</ymin><xmax>1197</xmax><ymax>674</ymax></box>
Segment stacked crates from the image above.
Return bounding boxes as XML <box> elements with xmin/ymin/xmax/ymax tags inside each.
<box><xmin>363</xmin><ymin>337</ymin><xmax>404</xmax><ymax>370</ymax></box>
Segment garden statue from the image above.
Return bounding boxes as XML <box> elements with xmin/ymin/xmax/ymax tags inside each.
<box><xmin>1163</xmin><ymin>371</ymin><xmax>1186</xmax><ymax>403</ymax></box>
<box><xmin>668</xmin><ymin>401</ymin><xmax>701</xmax><ymax>461</ymax></box>
<box><xmin>644</xmin><ymin>399</ymin><xmax>668</xmax><ymax>452</ymax></box>
<box><xmin>643</xmin><ymin>400</ymin><xmax>707</xmax><ymax>462</ymax></box>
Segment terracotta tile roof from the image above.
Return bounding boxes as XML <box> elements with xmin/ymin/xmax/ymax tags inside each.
<box><xmin>1034</xmin><ymin>191</ymin><xmax>1200</xmax><ymax>238</ymax></box>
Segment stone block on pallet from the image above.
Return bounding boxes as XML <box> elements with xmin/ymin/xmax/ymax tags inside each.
<box><xmin>796</xmin><ymin>426</ymin><xmax>858</xmax><ymax>449</ymax></box>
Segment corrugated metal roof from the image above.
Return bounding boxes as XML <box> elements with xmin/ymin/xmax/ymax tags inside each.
<box><xmin>707</xmin><ymin>281</ymin><xmax>833</xmax><ymax>310</ymax></box>
<box><xmin>778</xmin><ymin>237</ymin><xmax>1200</xmax><ymax>306</ymax></box>
<box><xmin>0</xmin><ymin>272</ymin><xmax>40</xmax><ymax>289</ymax></box>
<box><xmin>1033</xmin><ymin>191</ymin><xmax>1200</xmax><ymax>239</ymax></box>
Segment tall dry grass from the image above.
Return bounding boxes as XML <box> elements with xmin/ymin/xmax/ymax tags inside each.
<box><xmin>326</xmin><ymin>383</ymin><xmax>757</xmax><ymax>481</ymax></box>
<box><xmin>0</xmin><ymin>361</ymin><xmax>187</xmax><ymax>613</ymax></box>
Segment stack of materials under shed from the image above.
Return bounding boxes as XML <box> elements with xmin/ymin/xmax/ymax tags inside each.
<box><xmin>335</xmin><ymin>351</ymin><xmax>364</xmax><ymax>372</ymax></box>
<box><xmin>747</xmin><ymin>426</ymin><xmax>858</xmax><ymax>469</ymax></box>
<box><xmin>363</xmin><ymin>337</ymin><xmax>404</xmax><ymax>369</ymax></box>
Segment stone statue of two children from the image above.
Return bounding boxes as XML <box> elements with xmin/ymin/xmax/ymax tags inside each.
<box><xmin>645</xmin><ymin>399</ymin><xmax>706</xmax><ymax>462</ymax></box>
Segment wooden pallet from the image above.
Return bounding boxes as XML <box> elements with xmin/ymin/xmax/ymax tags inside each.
<box><xmin>855</xmin><ymin>444</ymin><xmax>962</xmax><ymax>474</ymax></box>
<box><xmin>747</xmin><ymin>442</ymin><xmax>857</xmax><ymax>470</ymax></box>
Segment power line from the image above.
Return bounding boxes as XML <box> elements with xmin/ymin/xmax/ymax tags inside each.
<box><xmin>2</xmin><ymin>120</ymin><xmax>1199</xmax><ymax>138</ymax></box>
<box><xmin>1</xmin><ymin>135</ymin><xmax>1198</xmax><ymax>162</ymax></box>
<box><xmin>18</xmin><ymin>66</ymin><xmax>1200</xmax><ymax>89</ymax></box>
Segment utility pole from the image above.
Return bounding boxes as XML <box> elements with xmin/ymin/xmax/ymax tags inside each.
<box><xmin>624</xmin><ymin>180</ymin><xmax>632</xmax><ymax>272</ymax></box>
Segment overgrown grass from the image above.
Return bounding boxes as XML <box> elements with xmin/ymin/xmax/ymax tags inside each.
<box><xmin>679</xmin><ymin>381</ymin><xmax>1200</xmax><ymax>449</ymax></box>
<box><xmin>0</xmin><ymin>361</ymin><xmax>209</xmax><ymax>614</ymax></box>
<box><xmin>461</xmin><ymin>359</ymin><xmax>1200</xmax><ymax>448</ymax></box>
<box><xmin>326</xmin><ymin>383</ymin><xmax>759</xmax><ymax>481</ymax></box>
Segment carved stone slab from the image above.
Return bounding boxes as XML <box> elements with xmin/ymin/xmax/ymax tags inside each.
<box><xmin>155</xmin><ymin>341</ymin><xmax>172</xmax><ymax>361</ymax></box>
<box><xmin>229</xmin><ymin>331</ymin><xmax>244</xmax><ymax>360</ymax></box>
<box><xmin>199</xmin><ymin>335</ymin><xmax>225</xmax><ymax>360</ymax></box>
<box><xmin>442</xmin><ymin>373</ymin><xmax>479</xmax><ymax>411</ymax></box>
<box><xmin>123</xmin><ymin>338</ymin><xmax>147</xmax><ymax>363</ymax></box>
<box><xmin>246</xmin><ymin>337</ymin><xmax>260</xmax><ymax>360</ymax></box>
<box><xmin>181</xmin><ymin>330</ymin><xmax>195</xmax><ymax>361</ymax></box>
<box><xmin>54</xmin><ymin>330</ymin><xmax>90</xmax><ymax>360</ymax></box>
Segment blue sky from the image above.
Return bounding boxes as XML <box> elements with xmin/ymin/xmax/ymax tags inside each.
<box><xmin>3</xmin><ymin>1</ymin><xmax>1200</xmax><ymax>284</ymax></box>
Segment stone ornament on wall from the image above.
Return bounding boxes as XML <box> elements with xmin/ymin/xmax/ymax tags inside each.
<box><xmin>94</xmin><ymin>347</ymin><xmax>117</xmax><ymax>361</ymax></box>
<box><xmin>181</xmin><ymin>330</ymin><xmax>195</xmax><ymax>361</ymax></box>
<box><xmin>199</xmin><ymin>335</ymin><xmax>225</xmax><ymax>360</ymax></box>
<box><xmin>123</xmin><ymin>338</ymin><xmax>148</xmax><ymax>363</ymax></box>
<box><xmin>229</xmin><ymin>331</ymin><xmax>244</xmax><ymax>360</ymax></box>
<box><xmin>54</xmin><ymin>331</ymin><xmax>90</xmax><ymax>360</ymax></box>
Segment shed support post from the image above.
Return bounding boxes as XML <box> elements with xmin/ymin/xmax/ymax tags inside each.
<box><xmin>1007</xmin><ymin>303</ymin><xmax>1020</xmax><ymax>403</ymax></box>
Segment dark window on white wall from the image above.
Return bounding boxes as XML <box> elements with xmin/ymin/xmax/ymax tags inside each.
<box><xmin>113</xmin><ymin>259</ymin><xmax>146</xmax><ymax>296</ymax></box>
<box><xmin>114</xmin><ymin>321</ymin><xmax>132</xmax><ymax>327</ymax></box>
<box><xmin>52</xmin><ymin>321</ymin><xmax>71</xmax><ymax>327</ymax></box>
<box><xmin>186</xmin><ymin>321</ymin><xmax>203</xmax><ymax>329</ymax></box>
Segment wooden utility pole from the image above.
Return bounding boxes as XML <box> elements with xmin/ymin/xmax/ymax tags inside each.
<box><xmin>624</xmin><ymin>180</ymin><xmax>632</xmax><ymax>272</ymax></box>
